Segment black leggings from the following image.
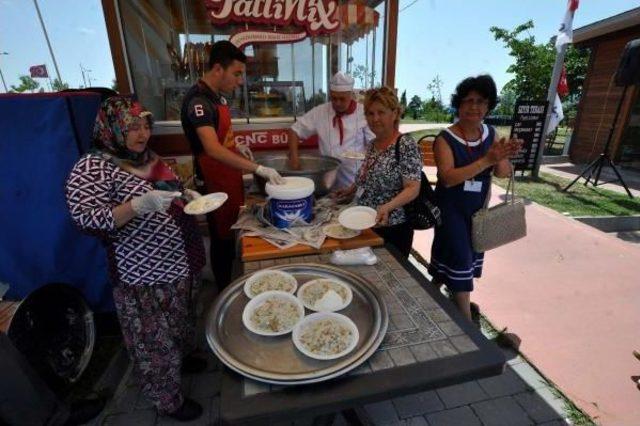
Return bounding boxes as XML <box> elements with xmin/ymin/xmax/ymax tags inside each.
<box><xmin>373</xmin><ymin>222</ymin><xmax>414</xmax><ymax>258</ymax></box>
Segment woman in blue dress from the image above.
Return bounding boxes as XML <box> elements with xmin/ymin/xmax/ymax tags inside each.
<box><xmin>429</xmin><ymin>75</ymin><xmax>522</xmax><ymax>322</ymax></box>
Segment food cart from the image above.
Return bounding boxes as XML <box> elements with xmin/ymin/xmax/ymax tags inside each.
<box><xmin>101</xmin><ymin>0</ymin><xmax>397</xmax><ymax>164</ymax></box>
<box><xmin>98</xmin><ymin>3</ymin><xmax>506</xmax><ymax>424</ymax></box>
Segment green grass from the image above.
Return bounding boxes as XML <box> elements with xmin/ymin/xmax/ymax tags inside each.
<box><xmin>495</xmin><ymin>172</ymin><xmax>640</xmax><ymax>217</ymax></box>
<box><xmin>407</xmin><ymin>128</ymin><xmax>445</xmax><ymax>141</ymax></box>
<box><xmin>408</xmin><ymin>126</ymin><xmax>515</xmax><ymax>143</ymax></box>
<box><xmin>400</xmin><ymin>118</ymin><xmax>437</xmax><ymax>124</ymax></box>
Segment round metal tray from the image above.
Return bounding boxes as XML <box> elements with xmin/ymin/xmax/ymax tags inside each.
<box><xmin>206</xmin><ymin>263</ymin><xmax>388</xmax><ymax>385</ymax></box>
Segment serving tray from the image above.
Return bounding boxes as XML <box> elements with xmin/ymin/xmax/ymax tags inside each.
<box><xmin>206</xmin><ymin>263</ymin><xmax>388</xmax><ymax>385</ymax></box>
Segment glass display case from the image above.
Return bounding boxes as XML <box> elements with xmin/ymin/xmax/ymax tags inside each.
<box><xmin>115</xmin><ymin>0</ymin><xmax>386</xmax><ymax>125</ymax></box>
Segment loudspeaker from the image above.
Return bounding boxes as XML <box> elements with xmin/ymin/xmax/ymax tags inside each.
<box><xmin>614</xmin><ymin>39</ymin><xmax>640</xmax><ymax>86</ymax></box>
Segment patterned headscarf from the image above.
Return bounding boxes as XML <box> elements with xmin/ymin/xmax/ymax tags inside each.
<box><xmin>93</xmin><ymin>96</ymin><xmax>154</xmax><ymax>167</ymax></box>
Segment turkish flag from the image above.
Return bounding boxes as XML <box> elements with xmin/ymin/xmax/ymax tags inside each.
<box><xmin>29</xmin><ymin>64</ymin><xmax>48</xmax><ymax>78</ymax></box>
<box><xmin>569</xmin><ymin>0</ymin><xmax>579</xmax><ymax>12</ymax></box>
<box><xmin>555</xmin><ymin>0</ymin><xmax>580</xmax><ymax>51</ymax></box>
<box><xmin>557</xmin><ymin>65</ymin><xmax>569</xmax><ymax>98</ymax></box>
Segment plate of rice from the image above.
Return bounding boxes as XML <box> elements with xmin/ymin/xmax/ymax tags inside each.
<box><xmin>244</xmin><ymin>270</ymin><xmax>298</xmax><ymax>299</ymax></box>
<box><xmin>297</xmin><ymin>279</ymin><xmax>352</xmax><ymax>312</ymax></box>
<box><xmin>183</xmin><ymin>192</ymin><xmax>228</xmax><ymax>215</ymax></box>
<box><xmin>292</xmin><ymin>312</ymin><xmax>359</xmax><ymax>360</ymax></box>
<box><xmin>242</xmin><ymin>291</ymin><xmax>305</xmax><ymax>336</ymax></box>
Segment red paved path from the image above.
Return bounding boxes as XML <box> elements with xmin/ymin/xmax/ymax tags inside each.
<box><xmin>412</xmin><ymin>186</ymin><xmax>640</xmax><ymax>425</ymax></box>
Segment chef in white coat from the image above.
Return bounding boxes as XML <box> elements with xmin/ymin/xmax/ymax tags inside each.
<box><xmin>287</xmin><ymin>72</ymin><xmax>374</xmax><ymax>190</ymax></box>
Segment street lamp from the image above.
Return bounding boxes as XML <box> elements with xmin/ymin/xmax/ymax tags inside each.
<box><xmin>0</xmin><ymin>52</ymin><xmax>8</xmax><ymax>93</ymax></box>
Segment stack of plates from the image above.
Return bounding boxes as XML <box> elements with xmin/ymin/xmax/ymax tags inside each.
<box><xmin>205</xmin><ymin>263</ymin><xmax>389</xmax><ymax>385</ymax></box>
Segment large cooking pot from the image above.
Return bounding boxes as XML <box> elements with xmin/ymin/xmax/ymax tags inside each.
<box><xmin>1</xmin><ymin>284</ymin><xmax>95</xmax><ymax>393</ymax></box>
<box><xmin>254</xmin><ymin>154</ymin><xmax>341</xmax><ymax>196</ymax></box>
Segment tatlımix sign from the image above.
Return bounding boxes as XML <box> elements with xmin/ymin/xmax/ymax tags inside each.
<box><xmin>204</xmin><ymin>0</ymin><xmax>341</xmax><ymax>48</ymax></box>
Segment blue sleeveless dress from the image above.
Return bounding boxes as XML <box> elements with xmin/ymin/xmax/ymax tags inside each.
<box><xmin>428</xmin><ymin>125</ymin><xmax>494</xmax><ymax>293</ymax></box>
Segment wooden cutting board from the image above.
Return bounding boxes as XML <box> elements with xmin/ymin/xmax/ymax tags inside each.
<box><xmin>241</xmin><ymin>228</ymin><xmax>384</xmax><ymax>262</ymax></box>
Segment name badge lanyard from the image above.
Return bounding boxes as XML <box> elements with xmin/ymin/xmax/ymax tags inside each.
<box><xmin>457</xmin><ymin>125</ymin><xmax>484</xmax><ymax>183</ymax></box>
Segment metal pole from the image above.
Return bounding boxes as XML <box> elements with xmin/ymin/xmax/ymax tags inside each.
<box><xmin>32</xmin><ymin>0</ymin><xmax>62</xmax><ymax>83</ymax></box>
<box><xmin>532</xmin><ymin>43</ymin><xmax>567</xmax><ymax>178</ymax></box>
<box><xmin>80</xmin><ymin>63</ymin><xmax>87</xmax><ymax>87</ymax></box>
<box><xmin>291</xmin><ymin>43</ymin><xmax>297</xmax><ymax>117</ymax></box>
<box><xmin>0</xmin><ymin>52</ymin><xmax>8</xmax><ymax>92</ymax></box>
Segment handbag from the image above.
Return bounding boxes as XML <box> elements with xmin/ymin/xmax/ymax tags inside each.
<box><xmin>394</xmin><ymin>138</ymin><xmax>442</xmax><ymax>230</ymax></box>
<box><xmin>471</xmin><ymin>170</ymin><xmax>526</xmax><ymax>252</ymax></box>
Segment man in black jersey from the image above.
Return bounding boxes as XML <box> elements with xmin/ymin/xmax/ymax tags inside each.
<box><xmin>181</xmin><ymin>41</ymin><xmax>284</xmax><ymax>289</ymax></box>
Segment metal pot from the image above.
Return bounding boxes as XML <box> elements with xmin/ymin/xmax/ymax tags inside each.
<box><xmin>254</xmin><ymin>154</ymin><xmax>341</xmax><ymax>196</ymax></box>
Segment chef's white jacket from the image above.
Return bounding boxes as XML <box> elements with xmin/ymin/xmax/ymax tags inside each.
<box><xmin>291</xmin><ymin>102</ymin><xmax>374</xmax><ymax>190</ymax></box>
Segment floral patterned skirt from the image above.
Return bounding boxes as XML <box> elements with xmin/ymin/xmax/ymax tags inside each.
<box><xmin>113</xmin><ymin>276</ymin><xmax>200</xmax><ymax>414</ymax></box>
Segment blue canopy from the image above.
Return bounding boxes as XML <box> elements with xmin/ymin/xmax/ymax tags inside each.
<box><xmin>0</xmin><ymin>92</ymin><xmax>113</xmax><ymax>311</ymax></box>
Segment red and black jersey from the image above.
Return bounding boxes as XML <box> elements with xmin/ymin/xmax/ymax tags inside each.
<box><xmin>180</xmin><ymin>80</ymin><xmax>235</xmax><ymax>155</ymax></box>
<box><xmin>180</xmin><ymin>79</ymin><xmax>243</xmax><ymax>241</ymax></box>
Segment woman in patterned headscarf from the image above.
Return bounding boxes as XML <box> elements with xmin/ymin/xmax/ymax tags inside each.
<box><xmin>65</xmin><ymin>96</ymin><xmax>207</xmax><ymax>422</ymax></box>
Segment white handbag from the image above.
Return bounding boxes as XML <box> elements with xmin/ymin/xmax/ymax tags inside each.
<box><xmin>471</xmin><ymin>171</ymin><xmax>527</xmax><ymax>252</ymax></box>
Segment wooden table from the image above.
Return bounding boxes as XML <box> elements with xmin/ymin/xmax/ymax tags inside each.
<box><xmin>220</xmin><ymin>246</ymin><xmax>506</xmax><ymax>425</ymax></box>
<box><xmin>240</xmin><ymin>228</ymin><xmax>384</xmax><ymax>262</ymax></box>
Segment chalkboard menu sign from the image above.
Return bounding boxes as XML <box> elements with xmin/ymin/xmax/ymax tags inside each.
<box><xmin>509</xmin><ymin>101</ymin><xmax>548</xmax><ymax>172</ymax></box>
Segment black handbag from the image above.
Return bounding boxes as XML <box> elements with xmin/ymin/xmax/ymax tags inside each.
<box><xmin>394</xmin><ymin>138</ymin><xmax>442</xmax><ymax>230</ymax></box>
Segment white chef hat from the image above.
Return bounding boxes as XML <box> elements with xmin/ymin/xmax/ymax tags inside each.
<box><xmin>330</xmin><ymin>72</ymin><xmax>355</xmax><ymax>92</ymax></box>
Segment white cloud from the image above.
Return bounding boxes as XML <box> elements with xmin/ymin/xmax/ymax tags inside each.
<box><xmin>77</xmin><ymin>27</ymin><xmax>95</xmax><ymax>35</ymax></box>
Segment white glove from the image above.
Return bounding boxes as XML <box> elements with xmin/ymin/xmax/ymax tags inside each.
<box><xmin>255</xmin><ymin>165</ymin><xmax>286</xmax><ymax>185</ymax></box>
<box><xmin>236</xmin><ymin>143</ymin><xmax>254</xmax><ymax>161</ymax></box>
<box><xmin>130</xmin><ymin>190</ymin><xmax>181</xmax><ymax>215</ymax></box>
<box><xmin>183</xmin><ymin>189</ymin><xmax>202</xmax><ymax>202</ymax></box>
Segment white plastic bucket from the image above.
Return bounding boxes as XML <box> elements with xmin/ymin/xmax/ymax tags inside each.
<box><xmin>266</xmin><ymin>177</ymin><xmax>315</xmax><ymax>228</ymax></box>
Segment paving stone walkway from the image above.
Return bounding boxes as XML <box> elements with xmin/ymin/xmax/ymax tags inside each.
<box><xmin>89</xmin><ymin>340</ymin><xmax>571</xmax><ymax>425</ymax></box>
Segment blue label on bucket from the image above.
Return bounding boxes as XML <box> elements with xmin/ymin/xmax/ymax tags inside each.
<box><xmin>270</xmin><ymin>196</ymin><xmax>313</xmax><ymax>228</ymax></box>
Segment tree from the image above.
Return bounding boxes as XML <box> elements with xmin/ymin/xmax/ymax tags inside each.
<box><xmin>400</xmin><ymin>90</ymin><xmax>407</xmax><ymax>118</ymax></box>
<box><xmin>352</xmin><ymin>65</ymin><xmax>367</xmax><ymax>88</ymax></box>
<box><xmin>490</xmin><ymin>20</ymin><xmax>588</xmax><ymax>101</ymax></box>
<box><xmin>10</xmin><ymin>75</ymin><xmax>39</xmax><ymax>93</ymax></box>
<box><xmin>427</xmin><ymin>75</ymin><xmax>444</xmax><ymax>105</ymax></box>
<box><xmin>408</xmin><ymin>95</ymin><xmax>422</xmax><ymax>120</ymax></box>
<box><xmin>51</xmin><ymin>78</ymin><xmax>69</xmax><ymax>91</ymax></box>
<box><xmin>494</xmin><ymin>84</ymin><xmax>517</xmax><ymax>116</ymax></box>
<box><xmin>422</xmin><ymin>96</ymin><xmax>450</xmax><ymax>123</ymax></box>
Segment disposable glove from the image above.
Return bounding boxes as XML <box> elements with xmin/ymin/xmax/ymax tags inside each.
<box><xmin>255</xmin><ymin>165</ymin><xmax>286</xmax><ymax>185</ymax></box>
<box><xmin>236</xmin><ymin>143</ymin><xmax>255</xmax><ymax>161</ymax></box>
<box><xmin>130</xmin><ymin>190</ymin><xmax>181</xmax><ymax>215</ymax></box>
<box><xmin>183</xmin><ymin>189</ymin><xmax>202</xmax><ymax>202</ymax></box>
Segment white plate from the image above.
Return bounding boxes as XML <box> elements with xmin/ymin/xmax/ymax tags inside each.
<box><xmin>340</xmin><ymin>150</ymin><xmax>366</xmax><ymax>160</ymax></box>
<box><xmin>242</xmin><ymin>291</ymin><xmax>305</xmax><ymax>336</ymax></box>
<box><xmin>184</xmin><ymin>192</ymin><xmax>228</xmax><ymax>215</ymax></box>
<box><xmin>292</xmin><ymin>312</ymin><xmax>359</xmax><ymax>360</ymax></box>
<box><xmin>297</xmin><ymin>278</ymin><xmax>353</xmax><ymax>312</ymax></box>
<box><xmin>322</xmin><ymin>223</ymin><xmax>361</xmax><ymax>240</ymax></box>
<box><xmin>244</xmin><ymin>270</ymin><xmax>298</xmax><ymax>299</ymax></box>
<box><xmin>338</xmin><ymin>206</ymin><xmax>377</xmax><ymax>230</ymax></box>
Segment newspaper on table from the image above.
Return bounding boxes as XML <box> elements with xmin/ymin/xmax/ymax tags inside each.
<box><xmin>232</xmin><ymin>197</ymin><xmax>355</xmax><ymax>250</ymax></box>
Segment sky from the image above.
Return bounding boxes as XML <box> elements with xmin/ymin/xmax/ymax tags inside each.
<box><xmin>0</xmin><ymin>0</ymin><xmax>638</xmax><ymax>104</ymax></box>
<box><xmin>395</xmin><ymin>0</ymin><xmax>638</xmax><ymax>103</ymax></box>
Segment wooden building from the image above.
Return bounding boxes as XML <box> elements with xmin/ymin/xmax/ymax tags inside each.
<box><xmin>571</xmin><ymin>7</ymin><xmax>640</xmax><ymax>171</ymax></box>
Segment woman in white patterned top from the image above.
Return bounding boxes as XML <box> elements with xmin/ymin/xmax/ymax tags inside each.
<box><xmin>65</xmin><ymin>97</ymin><xmax>206</xmax><ymax>422</ymax></box>
<box><xmin>333</xmin><ymin>87</ymin><xmax>422</xmax><ymax>257</ymax></box>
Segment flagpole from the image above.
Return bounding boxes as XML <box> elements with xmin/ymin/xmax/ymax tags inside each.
<box><xmin>532</xmin><ymin>44</ymin><xmax>567</xmax><ymax>177</ymax></box>
<box><xmin>0</xmin><ymin>52</ymin><xmax>8</xmax><ymax>92</ymax></box>
<box><xmin>32</xmin><ymin>0</ymin><xmax>62</xmax><ymax>83</ymax></box>
<box><xmin>532</xmin><ymin>1</ymin><xmax>577</xmax><ymax>178</ymax></box>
